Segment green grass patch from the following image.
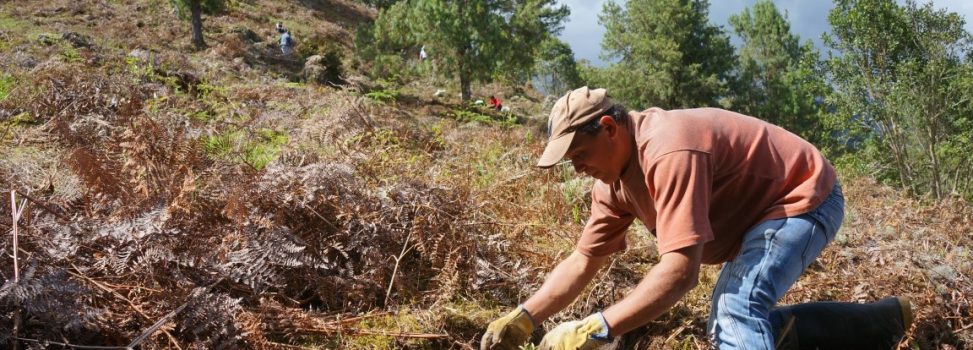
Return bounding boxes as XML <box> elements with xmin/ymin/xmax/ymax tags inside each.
<box><xmin>0</xmin><ymin>74</ymin><xmax>14</xmax><ymax>101</ymax></box>
<box><xmin>447</xmin><ymin>108</ymin><xmax>518</xmax><ymax>127</ymax></box>
<box><xmin>61</xmin><ymin>44</ymin><xmax>82</xmax><ymax>62</ymax></box>
<box><xmin>0</xmin><ymin>12</ymin><xmax>29</xmax><ymax>32</ymax></box>
<box><xmin>204</xmin><ymin>128</ymin><xmax>289</xmax><ymax>170</ymax></box>
<box><xmin>8</xmin><ymin>112</ymin><xmax>35</xmax><ymax>125</ymax></box>
<box><xmin>471</xmin><ymin>140</ymin><xmax>506</xmax><ymax>188</ymax></box>
<box><xmin>342</xmin><ymin>311</ymin><xmax>425</xmax><ymax>349</ymax></box>
<box><xmin>364</xmin><ymin>89</ymin><xmax>399</xmax><ymax>104</ymax></box>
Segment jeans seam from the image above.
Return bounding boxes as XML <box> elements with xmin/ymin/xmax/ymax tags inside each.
<box><xmin>746</xmin><ymin>223</ymin><xmax>778</xmax><ymax>350</ymax></box>
<box><xmin>710</xmin><ymin>265</ymin><xmax>731</xmax><ymax>341</ymax></box>
<box><xmin>801</xmin><ymin>221</ymin><xmax>816</xmax><ymax>267</ymax></box>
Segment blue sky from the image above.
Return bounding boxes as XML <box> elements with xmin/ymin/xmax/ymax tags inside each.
<box><xmin>557</xmin><ymin>0</ymin><xmax>973</xmax><ymax>66</ymax></box>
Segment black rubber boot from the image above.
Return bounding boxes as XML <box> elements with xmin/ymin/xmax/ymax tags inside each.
<box><xmin>770</xmin><ymin>296</ymin><xmax>913</xmax><ymax>350</ymax></box>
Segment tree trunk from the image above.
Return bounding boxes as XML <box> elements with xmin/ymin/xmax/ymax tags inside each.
<box><xmin>460</xmin><ymin>72</ymin><xmax>471</xmax><ymax>101</ymax></box>
<box><xmin>458</xmin><ymin>50</ymin><xmax>471</xmax><ymax>100</ymax></box>
<box><xmin>190</xmin><ymin>0</ymin><xmax>205</xmax><ymax>49</ymax></box>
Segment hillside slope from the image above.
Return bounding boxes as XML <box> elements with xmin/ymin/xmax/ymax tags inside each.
<box><xmin>0</xmin><ymin>1</ymin><xmax>971</xmax><ymax>349</ymax></box>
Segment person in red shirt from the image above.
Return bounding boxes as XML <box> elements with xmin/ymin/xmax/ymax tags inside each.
<box><xmin>488</xmin><ymin>95</ymin><xmax>503</xmax><ymax>111</ymax></box>
<box><xmin>481</xmin><ymin>87</ymin><xmax>913</xmax><ymax>350</ymax></box>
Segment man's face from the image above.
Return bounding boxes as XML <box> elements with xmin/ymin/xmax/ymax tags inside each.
<box><xmin>564</xmin><ymin>116</ymin><xmax>628</xmax><ymax>183</ymax></box>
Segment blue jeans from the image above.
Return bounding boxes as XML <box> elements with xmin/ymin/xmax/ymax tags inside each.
<box><xmin>708</xmin><ymin>182</ymin><xmax>844</xmax><ymax>349</ymax></box>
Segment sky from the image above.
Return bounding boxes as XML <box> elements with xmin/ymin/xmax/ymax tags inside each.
<box><xmin>557</xmin><ymin>0</ymin><xmax>973</xmax><ymax>67</ymax></box>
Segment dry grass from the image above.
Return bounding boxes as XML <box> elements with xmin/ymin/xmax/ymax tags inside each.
<box><xmin>0</xmin><ymin>1</ymin><xmax>970</xmax><ymax>349</ymax></box>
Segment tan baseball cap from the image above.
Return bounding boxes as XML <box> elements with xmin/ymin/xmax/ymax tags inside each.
<box><xmin>537</xmin><ymin>86</ymin><xmax>613</xmax><ymax>168</ymax></box>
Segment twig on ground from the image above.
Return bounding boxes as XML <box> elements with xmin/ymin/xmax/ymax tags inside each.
<box><xmin>324</xmin><ymin>311</ymin><xmax>392</xmax><ymax>327</ymax></box>
<box><xmin>296</xmin><ymin>327</ymin><xmax>449</xmax><ymax>339</ymax></box>
<box><xmin>125</xmin><ymin>279</ymin><xmax>223</xmax><ymax>348</ymax></box>
<box><xmin>13</xmin><ymin>337</ymin><xmax>131</xmax><ymax>350</ymax></box>
<box><xmin>68</xmin><ymin>264</ymin><xmax>184</xmax><ymax>350</ymax></box>
<box><xmin>10</xmin><ymin>190</ymin><xmax>27</xmax><ymax>350</ymax></box>
<box><xmin>265</xmin><ymin>341</ymin><xmax>319</xmax><ymax>350</ymax></box>
<box><xmin>14</xmin><ymin>189</ymin><xmax>69</xmax><ymax>223</ymax></box>
<box><xmin>385</xmin><ymin>225</ymin><xmax>415</xmax><ymax>307</ymax></box>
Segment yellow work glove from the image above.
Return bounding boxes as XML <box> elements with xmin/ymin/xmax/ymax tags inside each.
<box><xmin>480</xmin><ymin>305</ymin><xmax>538</xmax><ymax>350</ymax></box>
<box><xmin>537</xmin><ymin>312</ymin><xmax>611</xmax><ymax>350</ymax></box>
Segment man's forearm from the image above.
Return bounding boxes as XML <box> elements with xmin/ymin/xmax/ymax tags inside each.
<box><xmin>602</xmin><ymin>246</ymin><xmax>701</xmax><ymax>336</ymax></box>
<box><xmin>523</xmin><ymin>251</ymin><xmax>608</xmax><ymax>322</ymax></box>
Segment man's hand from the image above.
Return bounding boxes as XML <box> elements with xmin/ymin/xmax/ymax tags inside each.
<box><xmin>537</xmin><ymin>313</ymin><xmax>611</xmax><ymax>350</ymax></box>
<box><xmin>481</xmin><ymin>306</ymin><xmax>537</xmax><ymax>350</ymax></box>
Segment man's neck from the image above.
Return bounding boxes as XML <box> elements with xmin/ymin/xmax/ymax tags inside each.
<box><xmin>615</xmin><ymin>112</ymin><xmax>639</xmax><ymax>182</ymax></box>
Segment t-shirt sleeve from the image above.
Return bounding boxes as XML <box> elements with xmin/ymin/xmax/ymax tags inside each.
<box><xmin>648</xmin><ymin>151</ymin><xmax>715</xmax><ymax>254</ymax></box>
<box><xmin>576</xmin><ymin>181</ymin><xmax>635</xmax><ymax>257</ymax></box>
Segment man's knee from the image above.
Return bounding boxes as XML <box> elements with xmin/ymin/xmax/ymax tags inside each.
<box><xmin>708</xmin><ymin>293</ymin><xmax>777</xmax><ymax>349</ymax></box>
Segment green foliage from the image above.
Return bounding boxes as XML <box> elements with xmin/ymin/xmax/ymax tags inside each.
<box><xmin>534</xmin><ymin>38</ymin><xmax>584</xmax><ymax>96</ymax></box>
<box><xmin>32</xmin><ymin>33</ymin><xmax>85</xmax><ymax>63</ymax></box>
<box><xmin>728</xmin><ymin>0</ymin><xmax>830</xmax><ymax>144</ymax></box>
<box><xmin>2</xmin><ymin>112</ymin><xmax>36</xmax><ymax>130</ymax></box>
<box><xmin>169</xmin><ymin>0</ymin><xmax>226</xmax><ymax>48</ymax></box>
<box><xmin>353</xmin><ymin>9</ymin><xmax>417</xmax><ymax>80</ymax></box>
<box><xmin>0</xmin><ymin>74</ymin><xmax>14</xmax><ymax>102</ymax></box>
<box><xmin>494</xmin><ymin>0</ymin><xmax>572</xmax><ymax>86</ymax></box>
<box><xmin>365</xmin><ymin>0</ymin><xmax>568</xmax><ymax>100</ymax></box>
<box><xmin>125</xmin><ymin>56</ymin><xmax>154</xmax><ymax>79</ymax></box>
<box><xmin>168</xmin><ymin>0</ymin><xmax>226</xmax><ymax>18</ymax></box>
<box><xmin>363</xmin><ymin>79</ymin><xmax>402</xmax><ymax>104</ymax></box>
<box><xmin>355</xmin><ymin>0</ymin><xmax>402</xmax><ymax>10</ymax></box>
<box><xmin>364</xmin><ymin>89</ymin><xmax>400</xmax><ymax>104</ymax></box>
<box><xmin>61</xmin><ymin>45</ymin><xmax>82</xmax><ymax>63</ymax></box>
<box><xmin>447</xmin><ymin>107</ymin><xmax>517</xmax><ymax>127</ymax></box>
<box><xmin>826</xmin><ymin>0</ymin><xmax>973</xmax><ymax>199</ymax></box>
<box><xmin>204</xmin><ymin>128</ymin><xmax>289</xmax><ymax>171</ymax></box>
<box><xmin>296</xmin><ymin>33</ymin><xmax>343</xmax><ymax>62</ymax></box>
<box><xmin>590</xmin><ymin>0</ymin><xmax>735</xmax><ymax>109</ymax></box>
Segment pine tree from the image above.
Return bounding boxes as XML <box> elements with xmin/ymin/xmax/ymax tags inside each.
<box><xmin>170</xmin><ymin>0</ymin><xmax>226</xmax><ymax>49</ymax></box>
<box><xmin>371</xmin><ymin>0</ymin><xmax>568</xmax><ymax>100</ymax></box>
<box><xmin>728</xmin><ymin>0</ymin><xmax>829</xmax><ymax>142</ymax></box>
<box><xmin>592</xmin><ymin>0</ymin><xmax>735</xmax><ymax>109</ymax></box>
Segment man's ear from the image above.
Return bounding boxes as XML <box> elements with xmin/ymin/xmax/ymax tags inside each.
<box><xmin>600</xmin><ymin>115</ymin><xmax>617</xmax><ymax>135</ymax></box>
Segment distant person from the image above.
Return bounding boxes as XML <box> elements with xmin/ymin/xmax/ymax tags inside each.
<box><xmin>277</xmin><ymin>25</ymin><xmax>294</xmax><ymax>56</ymax></box>
<box><xmin>480</xmin><ymin>86</ymin><xmax>913</xmax><ymax>350</ymax></box>
<box><xmin>488</xmin><ymin>95</ymin><xmax>502</xmax><ymax>111</ymax></box>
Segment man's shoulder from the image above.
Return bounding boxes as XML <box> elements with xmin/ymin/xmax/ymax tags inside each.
<box><xmin>632</xmin><ymin>108</ymin><xmax>719</xmax><ymax>161</ymax></box>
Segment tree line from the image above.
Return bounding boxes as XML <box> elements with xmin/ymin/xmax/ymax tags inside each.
<box><xmin>356</xmin><ymin>0</ymin><xmax>973</xmax><ymax>202</ymax></box>
<box><xmin>168</xmin><ymin>0</ymin><xmax>973</xmax><ymax>201</ymax></box>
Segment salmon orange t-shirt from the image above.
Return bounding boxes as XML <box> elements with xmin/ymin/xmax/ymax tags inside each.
<box><xmin>577</xmin><ymin>107</ymin><xmax>836</xmax><ymax>264</ymax></box>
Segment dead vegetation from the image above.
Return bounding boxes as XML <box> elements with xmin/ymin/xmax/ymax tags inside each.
<box><xmin>0</xmin><ymin>0</ymin><xmax>970</xmax><ymax>349</ymax></box>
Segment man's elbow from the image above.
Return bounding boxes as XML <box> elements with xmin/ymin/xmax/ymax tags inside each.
<box><xmin>677</xmin><ymin>269</ymin><xmax>700</xmax><ymax>294</ymax></box>
<box><xmin>569</xmin><ymin>250</ymin><xmax>610</xmax><ymax>275</ymax></box>
<box><xmin>661</xmin><ymin>244</ymin><xmax>704</xmax><ymax>294</ymax></box>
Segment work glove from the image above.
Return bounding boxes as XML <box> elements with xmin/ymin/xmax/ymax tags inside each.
<box><xmin>537</xmin><ymin>312</ymin><xmax>611</xmax><ymax>350</ymax></box>
<box><xmin>480</xmin><ymin>305</ymin><xmax>538</xmax><ymax>350</ymax></box>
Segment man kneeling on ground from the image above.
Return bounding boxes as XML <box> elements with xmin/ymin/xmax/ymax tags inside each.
<box><xmin>480</xmin><ymin>86</ymin><xmax>913</xmax><ymax>350</ymax></box>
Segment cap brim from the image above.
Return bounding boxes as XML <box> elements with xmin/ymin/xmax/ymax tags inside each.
<box><xmin>536</xmin><ymin>131</ymin><xmax>576</xmax><ymax>168</ymax></box>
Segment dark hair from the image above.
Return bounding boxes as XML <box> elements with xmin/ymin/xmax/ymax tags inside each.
<box><xmin>577</xmin><ymin>104</ymin><xmax>627</xmax><ymax>135</ymax></box>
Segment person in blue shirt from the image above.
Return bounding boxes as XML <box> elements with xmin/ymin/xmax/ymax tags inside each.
<box><xmin>277</xmin><ymin>24</ymin><xmax>294</xmax><ymax>56</ymax></box>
